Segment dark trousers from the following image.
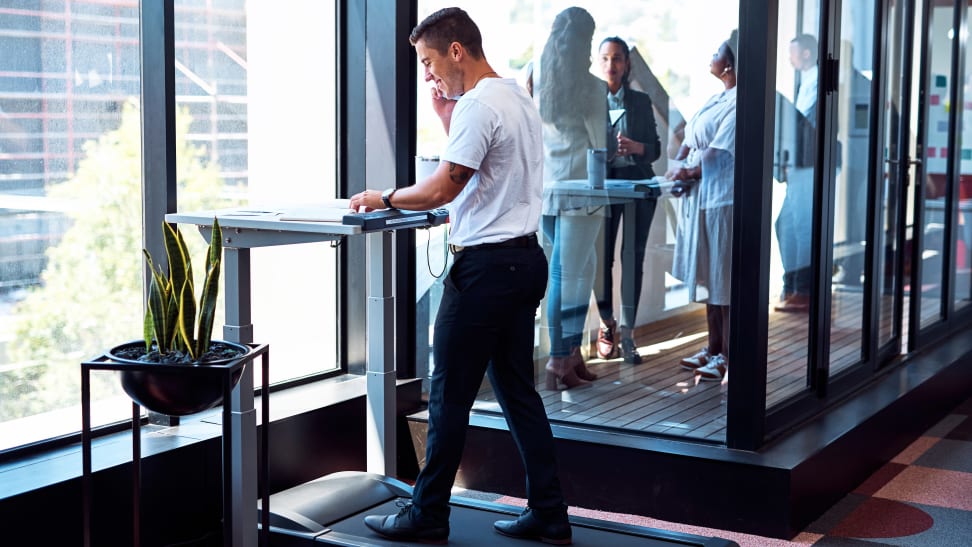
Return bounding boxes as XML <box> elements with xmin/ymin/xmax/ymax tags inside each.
<box><xmin>783</xmin><ymin>268</ymin><xmax>812</xmax><ymax>297</ymax></box>
<box><xmin>412</xmin><ymin>242</ymin><xmax>564</xmax><ymax>524</ymax></box>
<box><xmin>596</xmin><ymin>195</ymin><xmax>657</xmax><ymax>330</ymax></box>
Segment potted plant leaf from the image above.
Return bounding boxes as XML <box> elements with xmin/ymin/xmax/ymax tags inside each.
<box><xmin>107</xmin><ymin>218</ymin><xmax>251</xmax><ymax>415</ymax></box>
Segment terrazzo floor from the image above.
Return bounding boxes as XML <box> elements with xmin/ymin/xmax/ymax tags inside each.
<box><xmin>457</xmin><ymin>392</ymin><xmax>972</xmax><ymax>547</ymax></box>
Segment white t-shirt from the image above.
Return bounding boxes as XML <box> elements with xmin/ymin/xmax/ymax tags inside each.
<box><xmin>795</xmin><ymin>65</ymin><xmax>818</xmax><ymax>120</ymax></box>
<box><xmin>682</xmin><ymin>87</ymin><xmax>736</xmax><ymax>209</ymax></box>
<box><xmin>441</xmin><ymin>78</ymin><xmax>543</xmax><ymax>247</ymax></box>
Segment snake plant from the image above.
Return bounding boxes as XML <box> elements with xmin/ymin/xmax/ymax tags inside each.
<box><xmin>142</xmin><ymin>218</ymin><xmax>222</xmax><ymax>362</ymax></box>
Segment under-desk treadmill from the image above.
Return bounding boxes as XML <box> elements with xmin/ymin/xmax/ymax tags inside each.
<box><xmin>260</xmin><ymin>471</ymin><xmax>739</xmax><ymax>547</ymax></box>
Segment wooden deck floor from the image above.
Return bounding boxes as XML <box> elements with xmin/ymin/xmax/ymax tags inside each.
<box><xmin>472</xmin><ymin>287</ymin><xmax>908</xmax><ymax>443</ymax></box>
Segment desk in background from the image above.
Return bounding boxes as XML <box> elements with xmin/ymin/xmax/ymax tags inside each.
<box><xmin>544</xmin><ymin>179</ymin><xmax>666</xmax><ymax>335</ymax></box>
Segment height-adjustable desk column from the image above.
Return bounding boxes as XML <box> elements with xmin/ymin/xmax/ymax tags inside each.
<box><xmin>366</xmin><ymin>230</ymin><xmax>396</xmax><ymax>476</ymax></box>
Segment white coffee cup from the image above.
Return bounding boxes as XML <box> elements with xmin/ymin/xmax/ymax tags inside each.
<box><xmin>587</xmin><ymin>148</ymin><xmax>607</xmax><ymax>189</ymax></box>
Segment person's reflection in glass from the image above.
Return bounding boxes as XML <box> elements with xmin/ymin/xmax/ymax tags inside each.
<box><xmin>538</xmin><ymin>7</ymin><xmax>614</xmax><ymax>389</ymax></box>
<box><xmin>592</xmin><ymin>37</ymin><xmax>662</xmax><ymax>364</ymax></box>
<box><xmin>774</xmin><ymin>34</ymin><xmax>818</xmax><ymax>313</ymax></box>
<box><xmin>666</xmin><ymin>30</ymin><xmax>738</xmax><ymax>383</ymax></box>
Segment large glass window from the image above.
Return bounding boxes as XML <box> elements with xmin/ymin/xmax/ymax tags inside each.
<box><xmin>1</xmin><ymin>2</ymin><xmax>143</xmax><ymax>452</ymax></box>
<box><xmin>223</xmin><ymin>1</ymin><xmax>338</xmax><ymax>385</ymax></box>
<box><xmin>0</xmin><ymin>0</ymin><xmax>337</xmax><ymax>454</ymax></box>
<box><xmin>414</xmin><ymin>1</ymin><xmax>738</xmax><ymax>442</ymax></box>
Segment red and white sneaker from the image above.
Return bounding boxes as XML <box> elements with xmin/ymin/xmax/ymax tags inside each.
<box><xmin>596</xmin><ymin>321</ymin><xmax>617</xmax><ymax>359</ymax></box>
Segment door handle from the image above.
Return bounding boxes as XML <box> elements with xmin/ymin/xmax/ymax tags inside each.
<box><xmin>885</xmin><ymin>158</ymin><xmax>922</xmax><ymax>166</ymax></box>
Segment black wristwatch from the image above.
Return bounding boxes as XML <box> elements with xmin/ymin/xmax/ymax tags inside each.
<box><xmin>381</xmin><ymin>188</ymin><xmax>397</xmax><ymax>209</ymax></box>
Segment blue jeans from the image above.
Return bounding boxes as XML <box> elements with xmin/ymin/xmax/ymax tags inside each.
<box><xmin>411</xmin><ymin>242</ymin><xmax>564</xmax><ymax>524</ymax></box>
<box><xmin>542</xmin><ymin>213</ymin><xmax>603</xmax><ymax>356</ymax></box>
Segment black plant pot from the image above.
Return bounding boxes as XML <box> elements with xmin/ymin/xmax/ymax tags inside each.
<box><xmin>108</xmin><ymin>340</ymin><xmax>251</xmax><ymax>416</ymax></box>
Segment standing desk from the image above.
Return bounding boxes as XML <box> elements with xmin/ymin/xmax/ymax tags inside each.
<box><xmin>166</xmin><ymin>207</ymin><xmax>440</xmax><ymax>547</ymax></box>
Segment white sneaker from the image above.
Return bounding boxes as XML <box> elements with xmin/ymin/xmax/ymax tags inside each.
<box><xmin>695</xmin><ymin>354</ymin><xmax>727</xmax><ymax>382</ymax></box>
<box><xmin>680</xmin><ymin>347</ymin><xmax>711</xmax><ymax>371</ymax></box>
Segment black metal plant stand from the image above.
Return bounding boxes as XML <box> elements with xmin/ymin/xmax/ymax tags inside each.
<box><xmin>80</xmin><ymin>343</ymin><xmax>270</xmax><ymax>547</ymax></box>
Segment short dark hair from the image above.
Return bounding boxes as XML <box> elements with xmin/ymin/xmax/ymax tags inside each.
<box><xmin>410</xmin><ymin>7</ymin><xmax>484</xmax><ymax>60</ymax></box>
<box><xmin>791</xmin><ymin>34</ymin><xmax>818</xmax><ymax>64</ymax></box>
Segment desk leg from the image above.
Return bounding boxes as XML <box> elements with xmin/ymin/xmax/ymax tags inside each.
<box><xmin>620</xmin><ymin>201</ymin><xmax>638</xmax><ymax>331</ymax></box>
<box><xmin>81</xmin><ymin>367</ymin><xmax>92</xmax><ymax>547</ymax></box>
<box><xmin>223</xmin><ymin>247</ymin><xmax>257</xmax><ymax>547</ymax></box>
<box><xmin>132</xmin><ymin>402</ymin><xmax>141</xmax><ymax>547</ymax></box>
<box><xmin>366</xmin><ymin>230</ymin><xmax>397</xmax><ymax>476</ymax></box>
<box><xmin>223</xmin><ymin>247</ymin><xmax>254</xmax><ymax>345</ymax></box>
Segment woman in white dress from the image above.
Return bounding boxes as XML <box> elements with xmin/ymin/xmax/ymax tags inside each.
<box><xmin>666</xmin><ymin>30</ymin><xmax>738</xmax><ymax>382</ymax></box>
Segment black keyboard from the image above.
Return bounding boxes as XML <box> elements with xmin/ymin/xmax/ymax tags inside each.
<box><xmin>342</xmin><ymin>208</ymin><xmax>449</xmax><ymax>231</ymax></box>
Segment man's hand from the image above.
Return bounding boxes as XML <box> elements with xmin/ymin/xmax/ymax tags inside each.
<box><xmin>431</xmin><ymin>86</ymin><xmax>457</xmax><ymax>133</ymax></box>
<box><xmin>348</xmin><ymin>190</ymin><xmax>382</xmax><ymax>212</ymax></box>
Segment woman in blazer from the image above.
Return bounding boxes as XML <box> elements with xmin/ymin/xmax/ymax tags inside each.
<box><xmin>593</xmin><ymin>36</ymin><xmax>662</xmax><ymax>364</ymax></box>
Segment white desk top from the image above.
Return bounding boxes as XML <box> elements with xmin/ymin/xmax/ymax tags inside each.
<box><xmin>168</xmin><ymin>206</ymin><xmax>361</xmax><ymax>235</ymax></box>
<box><xmin>166</xmin><ymin>207</ymin><xmax>361</xmax><ymax>249</ymax></box>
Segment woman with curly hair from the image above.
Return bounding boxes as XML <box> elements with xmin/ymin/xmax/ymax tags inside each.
<box><xmin>537</xmin><ymin>7</ymin><xmax>614</xmax><ymax>389</ymax></box>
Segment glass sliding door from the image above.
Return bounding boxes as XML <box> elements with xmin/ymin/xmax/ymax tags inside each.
<box><xmin>828</xmin><ymin>0</ymin><xmax>877</xmax><ymax>375</ymax></box>
<box><xmin>916</xmin><ymin>1</ymin><xmax>957</xmax><ymax>330</ymax></box>
<box><xmin>953</xmin><ymin>4</ymin><xmax>972</xmax><ymax>311</ymax></box>
<box><xmin>766</xmin><ymin>0</ymin><xmax>820</xmax><ymax>406</ymax></box>
<box><xmin>876</xmin><ymin>0</ymin><xmax>921</xmax><ymax>357</ymax></box>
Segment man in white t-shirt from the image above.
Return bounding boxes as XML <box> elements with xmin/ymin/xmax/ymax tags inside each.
<box><xmin>350</xmin><ymin>7</ymin><xmax>571</xmax><ymax>545</ymax></box>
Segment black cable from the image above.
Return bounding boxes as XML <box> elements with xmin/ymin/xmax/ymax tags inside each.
<box><xmin>425</xmin><ymin>227</ymin><xmax>448</xmax><ymax>279</ymax></box>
